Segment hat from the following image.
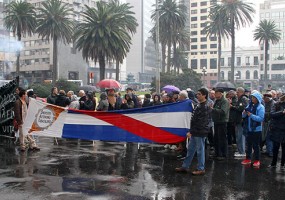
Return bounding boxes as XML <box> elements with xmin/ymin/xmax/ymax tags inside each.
<box><xmin>215</xmin><ymin>88</ymin><xmax>224</xmax><ymax>93</ymax></box>
<box><xmin>263</xmin><ymin>92</ymin><xmax>272</xmax><ymax>98</ymax></box>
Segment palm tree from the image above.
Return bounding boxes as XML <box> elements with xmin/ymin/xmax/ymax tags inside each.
<box><xmin>203</xmin><ymin>3</ymin><xmax>230</xmax><ymax>82</ymax></box>
<box><xmin>221</xmin><ymin>0</ymin><xmax>255</xmax><ymax>83</ymax></box>
<box><xmin>36</xmin><ymin>0</ymin><xmax>74</xmax><ymax>84</ymax></box>
<box><xmin>74</xmin><ymin>1</ymin><xmax>137</xmax><ymax>81</ymax></box>
<box><xmin>152</xmin><ymin>0</ymin><xmax>186</xmax><ymax>72</ymax></box>
<box><xmin>109</xmin><ymin>0</ymin><xmax>137</xmax><ymax>81</ymax></box>
<box><xmin>3</xmin><ymin>0</ymin><xmax>36</xmax><ymax>77</ymax></box>
<box><xmin>254</xmin><ymin>19</ymin><xmax>281</xmax><ymax>88</ymax></box>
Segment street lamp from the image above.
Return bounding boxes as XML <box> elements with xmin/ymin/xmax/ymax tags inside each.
<box><xmin>202</xmin><ymin>66</ymin><xmax>207</xmax><ymax>87</ymax></box>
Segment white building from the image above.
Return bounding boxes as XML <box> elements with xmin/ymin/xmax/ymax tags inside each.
<box><xmin>221</xmin><ymin>46</ymin><xmax>260</xmax><ymax>91</ymax></box>
<box><xmin>259</xmin><ymin>0</ymin><xmax>285</xmax><ymax>89</ymax></box>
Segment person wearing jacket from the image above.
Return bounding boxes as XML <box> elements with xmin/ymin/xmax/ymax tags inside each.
<box><xmin>175</xmin><ymin>88</ymin><xmax>211</xmax><ymax>175</ymax></box>
<box><xmin>231</xmin><ymin>87</ymin><xmax>248</xmax><ymax>157</ymax></box>
<box><xmin>96</xmin><ymin>92</ymin><xmax>109</xmax><ymax>111</ymax></box>
<box><xmin>55</xmin><ymin>90</ymin><xmax>70</xmax><ymax>107</ymax></box>
<box><xmin>268</xmin><ymin>94</ymin><xmax>285</xmax><ymax>169</ymax></box>
<box><xmin>47</xmin><ymin>87</ymin><xmax>58</xmax><ymax>105</ymax></box>
<box><xmin>80</xmin><ymin>92</ymin><xmax>95</xmax><ymax>111</ymax></box>
<box><xmin>14</xmin><ymin>88</ymin><xmax>40</xmax><ymax>151</ymax></box>
<box><xmin>211</xmin><ymin>88</ymin><xmax>230</xmax><ymax>160</ymax></box>
<box><xmin>241</xmin><ymin>92</ymin><xmax>265</xmax><ymax>168</ymax></box>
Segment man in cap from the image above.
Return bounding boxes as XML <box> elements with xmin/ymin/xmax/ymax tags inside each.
<box><xmin>211</xmin><ymin>88</ymin><xmax>230</xmax><ymax>160</ymax></box>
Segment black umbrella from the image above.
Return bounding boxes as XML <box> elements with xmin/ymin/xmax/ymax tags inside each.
<box><xmin>79</xmin><ymin>85</ymin><xmax>100</xmax><ymax>93</ymax></box>
<box><xmin>213</xmin><ymin>81</ymin><xmax>236</xmax><ymax>91</ymax></box>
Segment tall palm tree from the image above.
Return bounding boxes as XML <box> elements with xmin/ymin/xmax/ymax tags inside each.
<box><xmin>109</xmin><ymin>0</ymin><xmax>137</xmax><ymax>81</ymax></box>
<box><xmin>254</xmin><ymin>19</ymin><xmax>281</xmax><ymax>88</ymax></box>
<box><xmin>3</xmin><ymin>0</ymin><xmax>36</xmax><ymax>77</ymax></box>
<box><xmin>203</xmin><ymin>3</ymin><xmax>230</xmax><ymax>82</ymax></box>
<box><xmin>221</xmin><ymin>0</ymin><xmax>255</xmax><ymax>83</ymax></box>
<box><xmin>36</xmin><ymin>0</ymin><xmax>74</xmax><ymax>84</ymax></box>
<box><xmin>152</xmin><ymin>0</ymin><xmax>186</xmax><ymax>73</ymax></box>
<box><xmin>74</xmin><ymin>1</ymin><xmax>137</xmax><ymax>81</ymax></box>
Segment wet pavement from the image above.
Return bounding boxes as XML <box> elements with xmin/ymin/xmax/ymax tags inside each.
<box><xmin>0</xmin><ymin>138</ymin><xmax>285</xmax><ymax>200</ymax></box>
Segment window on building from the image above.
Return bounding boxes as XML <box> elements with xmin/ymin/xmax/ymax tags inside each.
<box><xmin>201</xmin><ymin>44</ymin><xmax>207</xmax><ymax>49</ymax></box>
<box><xmin>210</xmin><ymin>44</ymin><xmax>217</xmax><ymax>48</ymax></box>
<box><xmin>221</xmin><ymin>58</ymin><xmax>224</xmax><ymax>66</ymax></box>
<box><xmin>200</xmin><ymin>30</ymin><xmax>206</xmax><ymax>35</ymax></box>
<box><xmin>191</xmin><ymin>17</ymin><xmax>197</xmax><ymax>21</ymax></box>
<box><xmin>254</xmin><ymin>56</ymin><xmax>259</xmax><ymax>65</ymax></box>
<box><xmin>260</xmin><ymin>54</ymin><xmax>264</xmax><ymax>61</ymax></box>
<box><xmin>201</xmin><ymin>37</ymin><xmax>207</xmax><ymax>42</ymax></box>
<box><xmin>221</xmin><ymin>71</ymin><xmax>224</xmax><ymax>80</ymax></box>
<box><xmin>228</xmin><ymin>57</ymin><xmax>231</xmax><ymax>66</ymax></box>
<box><xmin>201</xmin><ymin>8</ymin><xmax>207</xmax><ymax>13</ymax></box>
<box><xmin>191</xmin><ymin>24</ymin><xmax>197</xmax><ymax>28</ymax></box>
<box><xmin>191</xmin><ymin>45</ymin><xmax>197</xmax><ymax>50</ymax></box>
<box><xmin>191</xmin><ymin>10</ymin><xmax>197</xmax><ymax>14</ymax></box>
<box><xmin>200</xmin><ymin>16</ymin><xmax>207</xmax><ymax>20</ymax></box>
<box><xmin>228</xmin><ymin>71</ymin><xmax>231</xmax><ymax>80</ymax></box>
<box><xmin>201</xmin><ymin>52</ymin><xmax>207</xmax><ymax>55</ymax></box>
<box><xmin>210</xmin><ymin>58</ymin><xmax>217</xmax><ymax>69</ymax></box>
<box><xmin>191</xmin><ymin>52</ymin><xmax>198</xmax><ymax>55</ymax></box>
<box><xmin>254</xmin><ymin>70</ymin><xmax>258</xmax><ymax>79</ymax></box>
<box><xmin>24</xmin><ymin>51</ymin><xmax>30</xmax><ymax>56</ymax></box>
<box><xmin>237</xmin><ymin>57</ymin><xmax>241</xmax><ymax>66</ymax></box>
<box><xmin>210</xmin><ymin>37</ymin><xmax>217</xmax><ymax>41</ymax></box>
<box><xmin>200</xmin><ymin>1</ymin><xmax>207</xmax><ymax>6</ymax></box>
<box><xmin>201</xmin><ymin>23</ymin><xmax>207</xmax><ymax>28</ymax></box>
<box><xmin>235</xmin><ymin>71</ymin><xmax>241</xmax><ymax>79</ymax></box>
<box><xmin>191</xmin><ymin>2</ymin><xmax>197</xmax><ymax>7</ymax></box>
<box><xmin>246</xmin><ymin>70</ymin><xmax>250</xmax><ymax>79</ymax></box>
<box><xmin>260</xmin><ymin>64</ymin><xmax>264</xmax><ymax>71</ymax></box>
<box><xmin>191</xmin><ymin>31</ymin><xmax>197</xmax><ymax>35</ymax></box>
<box><xmin>210</xmin><ymin>51</ymin><xmax>217</xmax><ymax>54</ymax></box>
<box><xmin>191</xmin><ymin>59</ymin><xmax>197</xmax><ymax>69</ymax></box>
<box><xmin>191</xmin><ymin>38</ymin><xmax>197</xmax><ymax>42</ymax></box>
<box><xmin>200</xmin><ymin>59</ymin><xmax>207</xmax><ymax>69</ymax></box>
<box><xmin>246</xmin><ymin>56</ymin><xmax>250</xmax><ymax>65</ymax></box>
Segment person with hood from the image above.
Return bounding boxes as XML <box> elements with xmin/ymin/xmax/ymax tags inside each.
<box><xmin>241</xmin><ymin>92</ymin><xmax>265</xmax><ymax>168</ymax></box>
<box><xmin>96</xmin><ymin>92</ymin><xmax>109</xmax><ymax>111</ymax></box>
<box><xmin>268</xmin><ymin>94</ymin><xmax>285</xmax><ymax>169</ymax></box>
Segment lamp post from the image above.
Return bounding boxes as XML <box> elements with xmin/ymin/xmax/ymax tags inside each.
<box><xmin>155</xmin><ymin>0</ymin><xmax>161</xmax><ymax>93</ymax></box>
<box><xmin>202</xmin><ymin>66</ymin><xmax>207</xmax><ymax>87</ymax></box>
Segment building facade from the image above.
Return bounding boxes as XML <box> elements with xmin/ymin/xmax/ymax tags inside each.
<box><xmin>187</xmin><ymin>0</ymin><xmax>219</xmax><ymax>88</ymax></box>
<box><xmin>260</xmin><ymin>0</ymin><xmax>285</xmax><ymax>88</ymax></box>
<box><xmin>221</xmin><ymin>46</ymin><xmax>260</xmax><ymax>91</ymax></box>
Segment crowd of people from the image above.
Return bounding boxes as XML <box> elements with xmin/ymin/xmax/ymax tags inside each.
<box><xmin>13</xmin><ymin>85</ymin><xmax>285</xmax><ymax>177</ymax></box>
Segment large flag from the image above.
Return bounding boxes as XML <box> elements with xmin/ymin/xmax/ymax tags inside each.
<box><xmin>0</xmin><ymin>77</ymin><xmax>18</xmax><ymax>138</ymax></box>
<box><xmin>23</xmin><ymin>98</ymin><xmax>193</xmax><ymax>144</ymax></box>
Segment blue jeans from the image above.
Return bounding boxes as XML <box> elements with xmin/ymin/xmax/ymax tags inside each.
<box><xmin>182</xmin><ymin>136</ymin><xmax>206</xmax><ymax>171</ymax></box>
<box><xmin>235</xmin><ymin>123</ymin><xmax>245</xmax><ymax>154</ymax></box>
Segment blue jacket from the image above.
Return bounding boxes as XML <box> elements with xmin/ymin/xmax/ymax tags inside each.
<box><xmin>242</xmin><ymin>92</ymin><xmax>265</xmax><ymax>133</ymax></box>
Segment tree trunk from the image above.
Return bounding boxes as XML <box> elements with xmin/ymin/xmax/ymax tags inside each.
<box><xmin>218</xmin><ymin>34</ymin><xmax>222</xmax><ymax>82</ymax></box>
<box><xmin>115</xmin><ymin>59</ymin><xmax>119</xmax><ymax>81</ymax></box>
<box><xmin>99</xmin><ymin>52</ymin><xmax>105</xmax><ymax>81</ymax></box>
<box><xmin>173</xmin><ymin>43</ymin><xmax>177</xmax><ymax>75</ymax></box>
<box><xmin>167</xmin><ymin>38</ymin><xmax>171</xmax><ymax>72</ymax></box>
<box><xmin>16</xmin><ymin>30</ymin><xmax>21</xmax><ymax>77</ymax></box>
<box><xmin>264</xmin><ymin>40</ymin><xmax>269</xmax><ymax>88</ymax></box>
<box><xmin>161</xmin><ymin>42</ymin><xmax>166</xmax><ymax>73</ymax></box>
<box><xmin>52</xmin><ymin>36</ymin><xmax>58</xmax><ymax>85</ymax></box>
<box><xmin>230</xmin><ymin>16</ymin><xmax>235</xmax><ymax>84</ymax></box>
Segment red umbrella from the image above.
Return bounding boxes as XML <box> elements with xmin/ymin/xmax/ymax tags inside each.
<box><xmin>96</xmin><ymin>79</ymin><xmax>121</xmax><ymax>89</ymax></box>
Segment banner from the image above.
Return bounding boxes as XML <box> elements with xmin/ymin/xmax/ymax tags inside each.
<box><xmin>23</xmin><ymin>98</ymin><xmax>193</xmax><ymax>144</ymax></box>
<box><xmin>0</xmin><ymin>77</ymin><xmax>18</xmax><ymax>138</ymax></box>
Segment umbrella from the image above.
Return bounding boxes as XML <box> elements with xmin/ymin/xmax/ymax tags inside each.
<box><xmin>96</xmin><ymin>79</ymin><xmax>121</xmax><ymax>89</ymax></box>
<box><xmin>79</xmin><ymin>85</ymin><xmax>100</xmax><ymax>93</ymax></box>
<box><xmin>162</xmin><ymin>85</ymin><xmax>181</xmax><ymax>93</ymax></box>
<box><xmin>213</xmin><ymin>81</ymin><xmax>236</xmax><ymax>91</ymax></box>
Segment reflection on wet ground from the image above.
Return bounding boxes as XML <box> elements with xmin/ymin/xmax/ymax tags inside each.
<box><xmin>1</xmin><ymin>137</ymin><xmax>285</xmax><ymax>200</ymax></box>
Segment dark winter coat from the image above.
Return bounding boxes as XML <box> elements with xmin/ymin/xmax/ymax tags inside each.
<box><xmin>230</xmin><ymin>94</ymin><xmax>248</xmax><ymax>124</ymax></box>
<box><xmin>269</xmin><ymin>101</ymin><xmax>285</xmax><ymax>143</ymax></box>
<box><xmin>190</xmin><ymin>101</ymin><xmax>212</xmax><ymax>137</ymax></box>
<box><xmin>55</xmin><ymin>94</ymin><xmax>70</xmax><ymax>107</ymax></box>
<box><xmin>212</xmin><ymin>96</ymin><xmax>230</xmax><ymax>124</ymax></box>
<box><xmin>47</xmin><ymin>94</ymin><xmax>57</xmax><ymax>105</ymax></box>
<box><xmin>142</xmin><ymin>99</ymin><xmax>152</xmax><ymax>107</ymax></box>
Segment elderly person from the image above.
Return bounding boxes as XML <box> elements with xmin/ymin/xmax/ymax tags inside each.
<box><xmin>178</xmin><ymin>90</ymin><xmax>189</xmax><ymax>101</ymax></box>
<box><xmin>69</xmin><ymin>95</ymin><xmax>80</xmax><ymax>109</ymax></box>
<box><xmin>96</xmin><ymin>92</ymin><xmax>109</xmax><ymax>111</ymax></box>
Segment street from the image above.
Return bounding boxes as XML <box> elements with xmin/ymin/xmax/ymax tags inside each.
<box><xmin>0</xmin><ymin>137</ymin><xmax>285</xmax><ymax>200</ymax></box>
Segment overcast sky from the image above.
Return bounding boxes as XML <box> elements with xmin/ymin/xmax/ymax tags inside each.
<box><xmin>235</xmin><ymin>0</ymin><xmax>265</xmax><ymax>47</ymax></box>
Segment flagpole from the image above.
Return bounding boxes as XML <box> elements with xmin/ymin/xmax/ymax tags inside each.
<box><xmin>155</xmin><ymin>0</ymin><xmax>160</xmax><ymax>94</ymax></box>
